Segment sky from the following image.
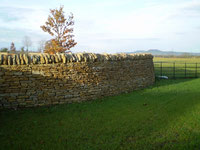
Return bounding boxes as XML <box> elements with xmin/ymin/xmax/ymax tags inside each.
<box><xmin>0</xmin><ymin>0</ymin><xmax>200</xmax><ymax>53</ymax></box>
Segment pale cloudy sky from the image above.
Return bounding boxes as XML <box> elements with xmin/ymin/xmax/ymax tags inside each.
<box><xmin>0</xmin><ymin>0</ymin><xmax>200</xmax><ymax>53</ymax></box>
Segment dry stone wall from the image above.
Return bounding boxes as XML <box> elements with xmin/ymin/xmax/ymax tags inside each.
<box><xmin>0</xmin><ymin>53</ymin><xmax>155</xmax><ymax>109</ymax></box>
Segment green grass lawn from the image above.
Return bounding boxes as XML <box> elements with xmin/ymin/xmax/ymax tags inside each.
<box><xmin>154</xmin><ymin>57</ymin><xmax>200</xmax><ymax>63</ymax></box>
<box><xmin>1</xmin><ymin>79</ymin><xmax>200</xmax><ymax>150</ymax></box>
<box><xmin>153</xmin><ymin>57</ymin><xmax>200</xmax><ymax>78</ymax></box>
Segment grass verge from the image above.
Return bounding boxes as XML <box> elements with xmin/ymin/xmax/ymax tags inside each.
<box><xmin>1</xmin><ymin>79</ymin><xmax>200</xmax><ymax>150</ymax></box>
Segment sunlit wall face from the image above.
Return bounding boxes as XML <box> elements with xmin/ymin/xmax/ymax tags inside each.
<box><xmin>0</xmin><ymin>0</ymin><xmax>200</xmax><ymax>53</ymax></box>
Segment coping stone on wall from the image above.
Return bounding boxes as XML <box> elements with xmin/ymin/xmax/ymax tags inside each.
<box><xmin>0</xmin><ymin>53</ymin><xmax>153</xmax><ymax>66</ymax></box>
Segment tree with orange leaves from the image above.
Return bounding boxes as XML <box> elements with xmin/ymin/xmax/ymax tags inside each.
<box><xmin>41</xmin><ymin>6</ymin><xmax>77</xmax><ymax>54</ymax></box>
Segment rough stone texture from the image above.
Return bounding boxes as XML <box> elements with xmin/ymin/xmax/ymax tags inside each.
<box><xmin>0</xmin><ymin>53</ymin><xmax>155</xmax><ymax>109</ymax></box>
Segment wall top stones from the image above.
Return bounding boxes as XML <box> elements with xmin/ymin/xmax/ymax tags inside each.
<box><xmin>0</xmin><ymin>53</ymin><xmax>153</xmax><ymax>65</ymax></box>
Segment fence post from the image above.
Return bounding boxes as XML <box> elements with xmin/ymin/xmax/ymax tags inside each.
<box><xmin>185</xmin><ymin>63</ymin><xmax>186</xmax><ymax>78</ymax></box>
<box><xmin>195</xmin><ymin>63</ymin><xmax>198</xmax><ymax>78</ymax></box>
<box><xmin>173</xmin><ymin>62</ymin><xmax>175</xmax><ymax>78</ymax></box>
<box><xmin>160</xmin><ymin>62</ymin><xmax>162</xmax><ymax>76</ymax></box>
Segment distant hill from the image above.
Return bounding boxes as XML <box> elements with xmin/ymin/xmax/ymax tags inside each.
<box><xmin>126</xmin><ymin>49</ymin><xmax>200</xmax><ymax>56</ymax></box>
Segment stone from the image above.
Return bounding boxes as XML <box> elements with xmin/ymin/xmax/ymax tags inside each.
<box><xmin>72</xmin><ymin>54</ymin><xmax>78</xmax><ymax>62</ymax></box>
<box><xmin>13</xmin><ymin>55</ymin><xmax>17</xmax><ymax>65</ymax></box>
<box><xmin>50</xmin><ymin>55</ymin><xmax>55</xmax><ymax>63</ymax></box>
<box><xmin>47</xmin><ymin>54</ymin><xmax>52</xmax><ymax>63</ymax></box>
<box><xmin>23</xmin><ymin>54</ymin><xmax>29</xmax><ymax>64</ymax></box>
<box><xmin>82</xmin><ymin>53</ymin><xmax>89</xmax><ymax>62</ymax></box>
<box><xmin>0</xmin><ymin>54</ymin><xmax>3</xmax><ymax>65</ymax></box>
<box><xmin>16</xmin><ymin>54</ymin><xmax>21</xmax><ymax>65</ymax></box>
<box><xmin>32</xmin><ymin>55</ymin><xmax>38</xmax><ymax>64</ymax></box>
<box><xmin>3</xmin><ymin>55</ymin><xmax>8</xmax><ymax>65</ymax></box>
<box><xmin>20</xmin><ymin>54</ymin><xmax>25</xmax><ymax>65</ymax></box>
<box><xmin>13</xmin><ymin>72</ymin><xmax>23</xmax><ymax>76</ymax></box>
<box><xmin>8</xmin><ymin>55</ymin><xmax>12</xmax><ymax>65</ymax></box>
<box><xmin>32</xmin><ymin>70</ymin><xmax>41</xmax><ymax>75</ymax></box>
<box><xmin>0</xmin><ymin>53</ymin><xmax>154</xmax><ymax>110</ymax></box>
<box><xmin>56</xmin><ymin>53</ymin><xmax>62</xmax><ymax>62</ymax></box>
<box><xmin>54</xmin><ymin>55</ymin><xmax>59</xmax><ymax>63</ymax></box>
<box><xmin>40</xmin><ymin>54</ymin><xmax>46</xmax><ymax>64</ymax></box>
<box><xmin>75</xmin><ymin>53</ymin><xmax>83</xmax><ymax>62</ymax></box>
<box><xmin>65</xmin><ymin>95</ymin><xmax>73</xmax><ymax>98</ymax></box>
<box><xmin>44</xmin><ymin>54</ymin><xmax>49</xmax><ymax>64</ymax></box>
<box><xmin>66</xmin><ymin>54</ymin><xmax>73</xmax><ymax>62</ymax></box>
<box><xmin>91</xmin><ymin>53</ymin><xmax>98</xmax><ymax>62</ymax></box>
<box><xmin>88</xmin><ymin>53</ymin><xmax>95</xmax><ymax>62</ymax></box>
<box><xmin>61</xmin><ymin>54</ymin><xmax>67</xmax><ymax>63</ymax></box>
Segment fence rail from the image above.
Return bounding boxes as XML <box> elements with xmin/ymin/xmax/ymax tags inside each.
<box><xmin>154</xmin><ymin>62</ymin><xmax>200</xmax><ymax>78</ymax></box>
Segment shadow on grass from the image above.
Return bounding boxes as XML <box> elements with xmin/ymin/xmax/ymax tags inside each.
<box><xmin>154</xmin><ymin>62</ymin><xmax>200</xmax><ymax>79</ymax></box>
<box><xmin>153</xmin><ymin>78</ymin><xmax>196</xmax><ymax>88</ymax></box>
<box><xmin>1</xmin><ymin>77</ymin><xmax>200</xmax><ymax>149</ymax></box>
<box><xmin>0</xmin><ymin>63</ymin><xmax>199</xmax><ymax>150</ymax></box>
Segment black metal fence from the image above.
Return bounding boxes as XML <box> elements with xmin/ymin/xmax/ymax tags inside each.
<box><xmin>154</xmin><ymin>62</ymin><xmax>200</xmax><ymax>78</ymax></box>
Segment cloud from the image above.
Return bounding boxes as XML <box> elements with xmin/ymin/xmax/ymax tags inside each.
<box><xmin>0</xmin><ymin>7</ymin><xmax>22</xmax><ymax>22</ymax></box>
<box><xmin>0</xmin><ymin>6</ymin><xmax>51</xmax><ymax>50</ymax></box>
<box><xmin>166</xmin><ymin>1</ymin><xmax>200</xmax><ymax>20</ymax></box>
<box><xmin>71</xmin><ymin>0</ymin><xmax>200</xmax><ymax>52</ymax></box>
<box><xmin>0</xmin><ymin>0</ymin><xmax>200</xmax><ymax>52</ymax></box>
<box><xmin>174</xmin><ymin>32</ymin><xmax>186</xmax><ymax>36</ymax></box>
<box><xmin>0</xmin><ymin>6</ymin><xmax>48</xmax><ymax>31</ymax></box>
<box><xmin>181</xmin><ymin>1</ymin><xmax>200</xmax><ymax>12</ymax></box>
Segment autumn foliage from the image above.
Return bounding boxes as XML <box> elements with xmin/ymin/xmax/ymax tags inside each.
<box><xmin>41</xmin><ymin>6</ymin><xmax>77</xmax><ymax>54</ymax></box>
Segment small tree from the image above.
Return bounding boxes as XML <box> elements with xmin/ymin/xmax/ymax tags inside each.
<box><xmin>41</xmin><ymin>6</ymin><xmax>77</xmax><ymax>54</ymax></box>
<box><xmin>21</xmin><ymin>47</ymin><xmax>25</xmax><ymax>52</ymax></box>
<box><xmin>0</xmin><ymin>48</ymin><xmax>8</xmax><ymax>52</ymax></box>
<box><xmin>10</xmin><ymin>42</ymin><xmax>16</xmax><ymax>52</ymax></box>
<box><xmin>23</xmin><ymin>36</ymin><xmax>32</xmax><ymax>52</ymax></box>
<box><xmin>37</xmin><ymin>40</ymin><xmax>46</xmax><ymax>53</ymax></box>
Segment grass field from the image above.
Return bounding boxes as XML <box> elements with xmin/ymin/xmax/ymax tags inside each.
<box><xmin>1</xmin><ymin>78</ymin><xmax>200</xmax><ymax>150</ymax></box>
<box><xmin>153</xmin><ymin>57</ymin><xmax>200</xmax><ymax>78</ymax></box>
<box><xmin>154</xmin><ymin>57</ymin><xmax>200</xmax><ymax>63</ymax></box>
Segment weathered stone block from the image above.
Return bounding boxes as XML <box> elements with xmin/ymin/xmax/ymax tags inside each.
<box><xmin>13</xmin><ymin>72</ymin><xmax>22</xmax><ymax>76</ymax></box>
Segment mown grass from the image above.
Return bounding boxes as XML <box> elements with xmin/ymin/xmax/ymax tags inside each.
<box><xmin>153</xmin><ymin>57</ymin><xmax>200</xmax><ymax>78</ymax></box>
<box><xmin>1</xmin><ymin>79</ymin><xmax>200</xmax><ymax>150</ymax></box>
<box><xmin>154</xmin><ymin>57</ymin><xmax>200</xmax><ymax>63</ymax></box>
